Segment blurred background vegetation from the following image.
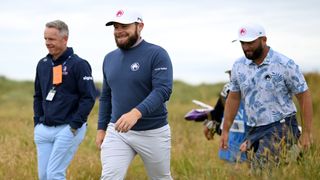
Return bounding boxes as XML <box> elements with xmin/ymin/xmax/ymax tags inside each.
<box><xmin>0</xmin><ymin>72</ymin><xmax>319</xmax><ymax>179</ymax></box>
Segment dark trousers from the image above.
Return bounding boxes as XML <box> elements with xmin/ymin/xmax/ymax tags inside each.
<box><xmin>246</xmin><ymin>115</ymin><xmax>301</xmax><ymax>168</ymax></box>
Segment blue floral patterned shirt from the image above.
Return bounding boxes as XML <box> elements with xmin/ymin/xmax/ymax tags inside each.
<box><xmin>230</xmin><ymin>47</ymin><xmax>308</xmax><ymax>127</ymax></box>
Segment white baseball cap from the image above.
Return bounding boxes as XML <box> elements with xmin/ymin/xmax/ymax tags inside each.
<box><xmin>106</xmin><ymin>9</ymin><xmax>143</xmax><ymax>26</ymax></box>
<box><xmin>233</xmin><ymin>23</ymin><xmax>266</xmax><ymax>42</ymax></box>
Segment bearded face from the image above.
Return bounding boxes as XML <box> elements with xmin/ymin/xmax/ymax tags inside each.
<box><xmin>114</xmin><ymin>24</ymin><xmax>140</xmax><ymax>50</ymax></box>
<box><xmin>243</xmin><ymin>41</ymin><xmax>264</xmax><ymax>60</ymax></box>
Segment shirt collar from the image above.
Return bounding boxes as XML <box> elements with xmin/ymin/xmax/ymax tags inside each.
<box><xmin>131</xmin><ymin>37</ymin><xmax>143</xmax><ymax>48</ymax></box>
<box><xmin>47</xmin><ymin>47</ymin><xmax>74</xmax><ymax>65</ymax></box>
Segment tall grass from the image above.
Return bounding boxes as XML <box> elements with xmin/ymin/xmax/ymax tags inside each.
<box><xmin>0</xmin><ymin>73</ymin><xmax>319</xmax><ymax>180</ymax></box>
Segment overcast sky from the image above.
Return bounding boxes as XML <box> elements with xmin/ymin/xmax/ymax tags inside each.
<box><xmin>1</xmin><ymin>0</ymin><xmax>320</xmax><ymax>84</ymax></box>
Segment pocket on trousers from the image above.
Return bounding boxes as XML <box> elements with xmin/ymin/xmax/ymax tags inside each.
<box><xmin>66</xmin><ymin>125</ymin><xmax>77</xmax><ymax>137</ymax></box>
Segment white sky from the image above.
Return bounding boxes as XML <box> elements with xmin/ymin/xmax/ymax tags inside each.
<box><xmin>1</xmin><ymin>0</ymin><xmax>320</xmax><ymax>84</ymax></box>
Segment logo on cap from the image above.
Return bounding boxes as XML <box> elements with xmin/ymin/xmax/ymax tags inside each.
<box><xmin>240</xmin><ymin>28</ymin><xmax>247</xmax><ymax>36</ymax></box>
<box><xmin>116</xmin><ymin>10</ymin><xmax>124</xmax><ymax>17</ymax></box>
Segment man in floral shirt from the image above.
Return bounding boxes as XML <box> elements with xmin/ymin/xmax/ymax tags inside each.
<box><xmin>220</xmin><ymin>23</ymin><xmax>313</xmax><ymax>168</ymax></box>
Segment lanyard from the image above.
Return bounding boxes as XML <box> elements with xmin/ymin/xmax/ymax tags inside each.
<box><xmin>51</xmin><ymin>55</ymin><xmax>70</xmax><ymax>66</ymax></box>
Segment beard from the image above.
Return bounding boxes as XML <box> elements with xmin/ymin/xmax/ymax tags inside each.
<box><xmin>244</xmin><ymin>42</ymin><xmax>264</xmax><ymax>60</ymax></box>
<box><xmin>115</xmin><ymin>27</ymin><xmax>139</xmax><ymax>50</ymax></box>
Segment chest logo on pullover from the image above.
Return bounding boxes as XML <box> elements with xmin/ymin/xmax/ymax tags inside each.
<box><xmin>62</xmin><ymin>66</ymin><xmax>68</xmax><ymax>75</ymax></box>
<box><xmin>130</xmin><ymin>62</ymin><xmax>140</xmax><ymax>71</ymax></box>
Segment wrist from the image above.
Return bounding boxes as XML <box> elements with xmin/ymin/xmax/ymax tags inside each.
<box><xmin>131</xmin><ymin>108</ymin><xmax>142</xmax><ymax>119</ymax></box>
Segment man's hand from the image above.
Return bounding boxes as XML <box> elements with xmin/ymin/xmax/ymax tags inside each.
<box><xmin>239</xmin><ymin>140</ymin><xmax>248</xmax><ymax>152</ymax></box>
<box><xmin>96</xmin><ymin>130</ymin><xmax>106</xmax><ymax>149</ymax></box>
<box><xmin>220</xmin><ymin>131</ymin><xmax>229</xmax><ymax>150</ymax></box>
<box><xmin>203</xmin><ymin>120</ymin><xmax>215</xmax><ymax>140</ymax></box>
<box><xmin>70</xmin><ymin>127</ymin><xmax>77</xmax><ymax>136</ymax></box>
<box><xmin>203</xmin><ymin>126</ymin><xmax>214</xmax><ymax>140</ymax></box>
<box><xmin>115</xmin><ymin>108</ymin><xmax>142</xmax><ymax>133</ymax></box>
<box><xmin>299</xmin><ymin>132</ymin><xmax>313</xmax><ymax>150</ymax></box>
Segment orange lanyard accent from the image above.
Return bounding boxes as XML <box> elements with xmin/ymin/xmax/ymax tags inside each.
<box><xmin>53</xmin><ymin>65</ymin><xmax>62</xmax><ymax>85</ymax></box>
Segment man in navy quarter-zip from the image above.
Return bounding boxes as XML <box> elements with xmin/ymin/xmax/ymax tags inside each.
<box><xmin>96</xmin><ymin>9</ymin><xmax>173</xmax><ymax>180</ymax></box>
<box><xmin>33</xmin><ymin>20</ymin><xmax>96</xmax><ymax>180</ymax></box>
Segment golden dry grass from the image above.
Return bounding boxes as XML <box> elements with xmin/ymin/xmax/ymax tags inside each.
<box><xmin>0</xmin><ymin>73</ymin><xmax>319</xmax><ymax>180</ymax></box>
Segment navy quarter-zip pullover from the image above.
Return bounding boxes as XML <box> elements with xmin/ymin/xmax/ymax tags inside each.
<box><xmin>33</xmin><ymin>47</ymin><xmax>96</xmax><ymax>129</ymax></box>
<box><xmin>98</xmin><ymin>40</ymin><xmax>173</xmax><ymax>131</ymax></box>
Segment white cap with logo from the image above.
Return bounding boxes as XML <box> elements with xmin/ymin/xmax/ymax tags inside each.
<box><xmin>233</xmin><ymin>23</ymin><xmax>266</xmax><ymax>42</ymax></box>
<box><xmin>106</xmin><ymin>9</ymin><xmax>143</xmax><ymax>26</ymax></box>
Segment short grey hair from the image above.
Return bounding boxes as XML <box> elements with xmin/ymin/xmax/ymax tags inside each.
<box><xmin>46</xmin><ymin>20</ymin><xmax>69</xmax><ymax>37</ymax></box>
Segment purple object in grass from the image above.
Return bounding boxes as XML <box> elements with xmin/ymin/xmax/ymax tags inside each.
<box><xmin>184</xmin><ymin>109</ymin><xmax>212</xmax><ymax>122</ymax></box>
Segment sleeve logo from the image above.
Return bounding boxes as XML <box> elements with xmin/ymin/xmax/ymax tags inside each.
<box><xmin>83</xmin><ymin>76</ymin><xmax>93</xmax><ymax>80</ymax></box>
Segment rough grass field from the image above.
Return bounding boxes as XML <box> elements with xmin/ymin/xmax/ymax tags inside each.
<box><xmin>0</xmin><ymin>73</ymin><xmax>319</xmax><ymax>179</ymax></box>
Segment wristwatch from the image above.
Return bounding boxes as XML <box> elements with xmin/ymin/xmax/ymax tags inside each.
<box><xmin>70</xmin><ymin>127</ymin><xmax>77</xmax><ymax>136</ymax></box>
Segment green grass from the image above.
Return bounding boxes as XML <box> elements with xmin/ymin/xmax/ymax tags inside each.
<box><xmin>0</xmin><ymin>73</ymin><xmax>319</xmax><ymax>179</ymax></box>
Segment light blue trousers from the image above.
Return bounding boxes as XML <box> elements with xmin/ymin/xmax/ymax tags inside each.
<box><xmin>34</xmin><ymin>123</ymin><xmax>86</xmax><ymax>180</ymax></box>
